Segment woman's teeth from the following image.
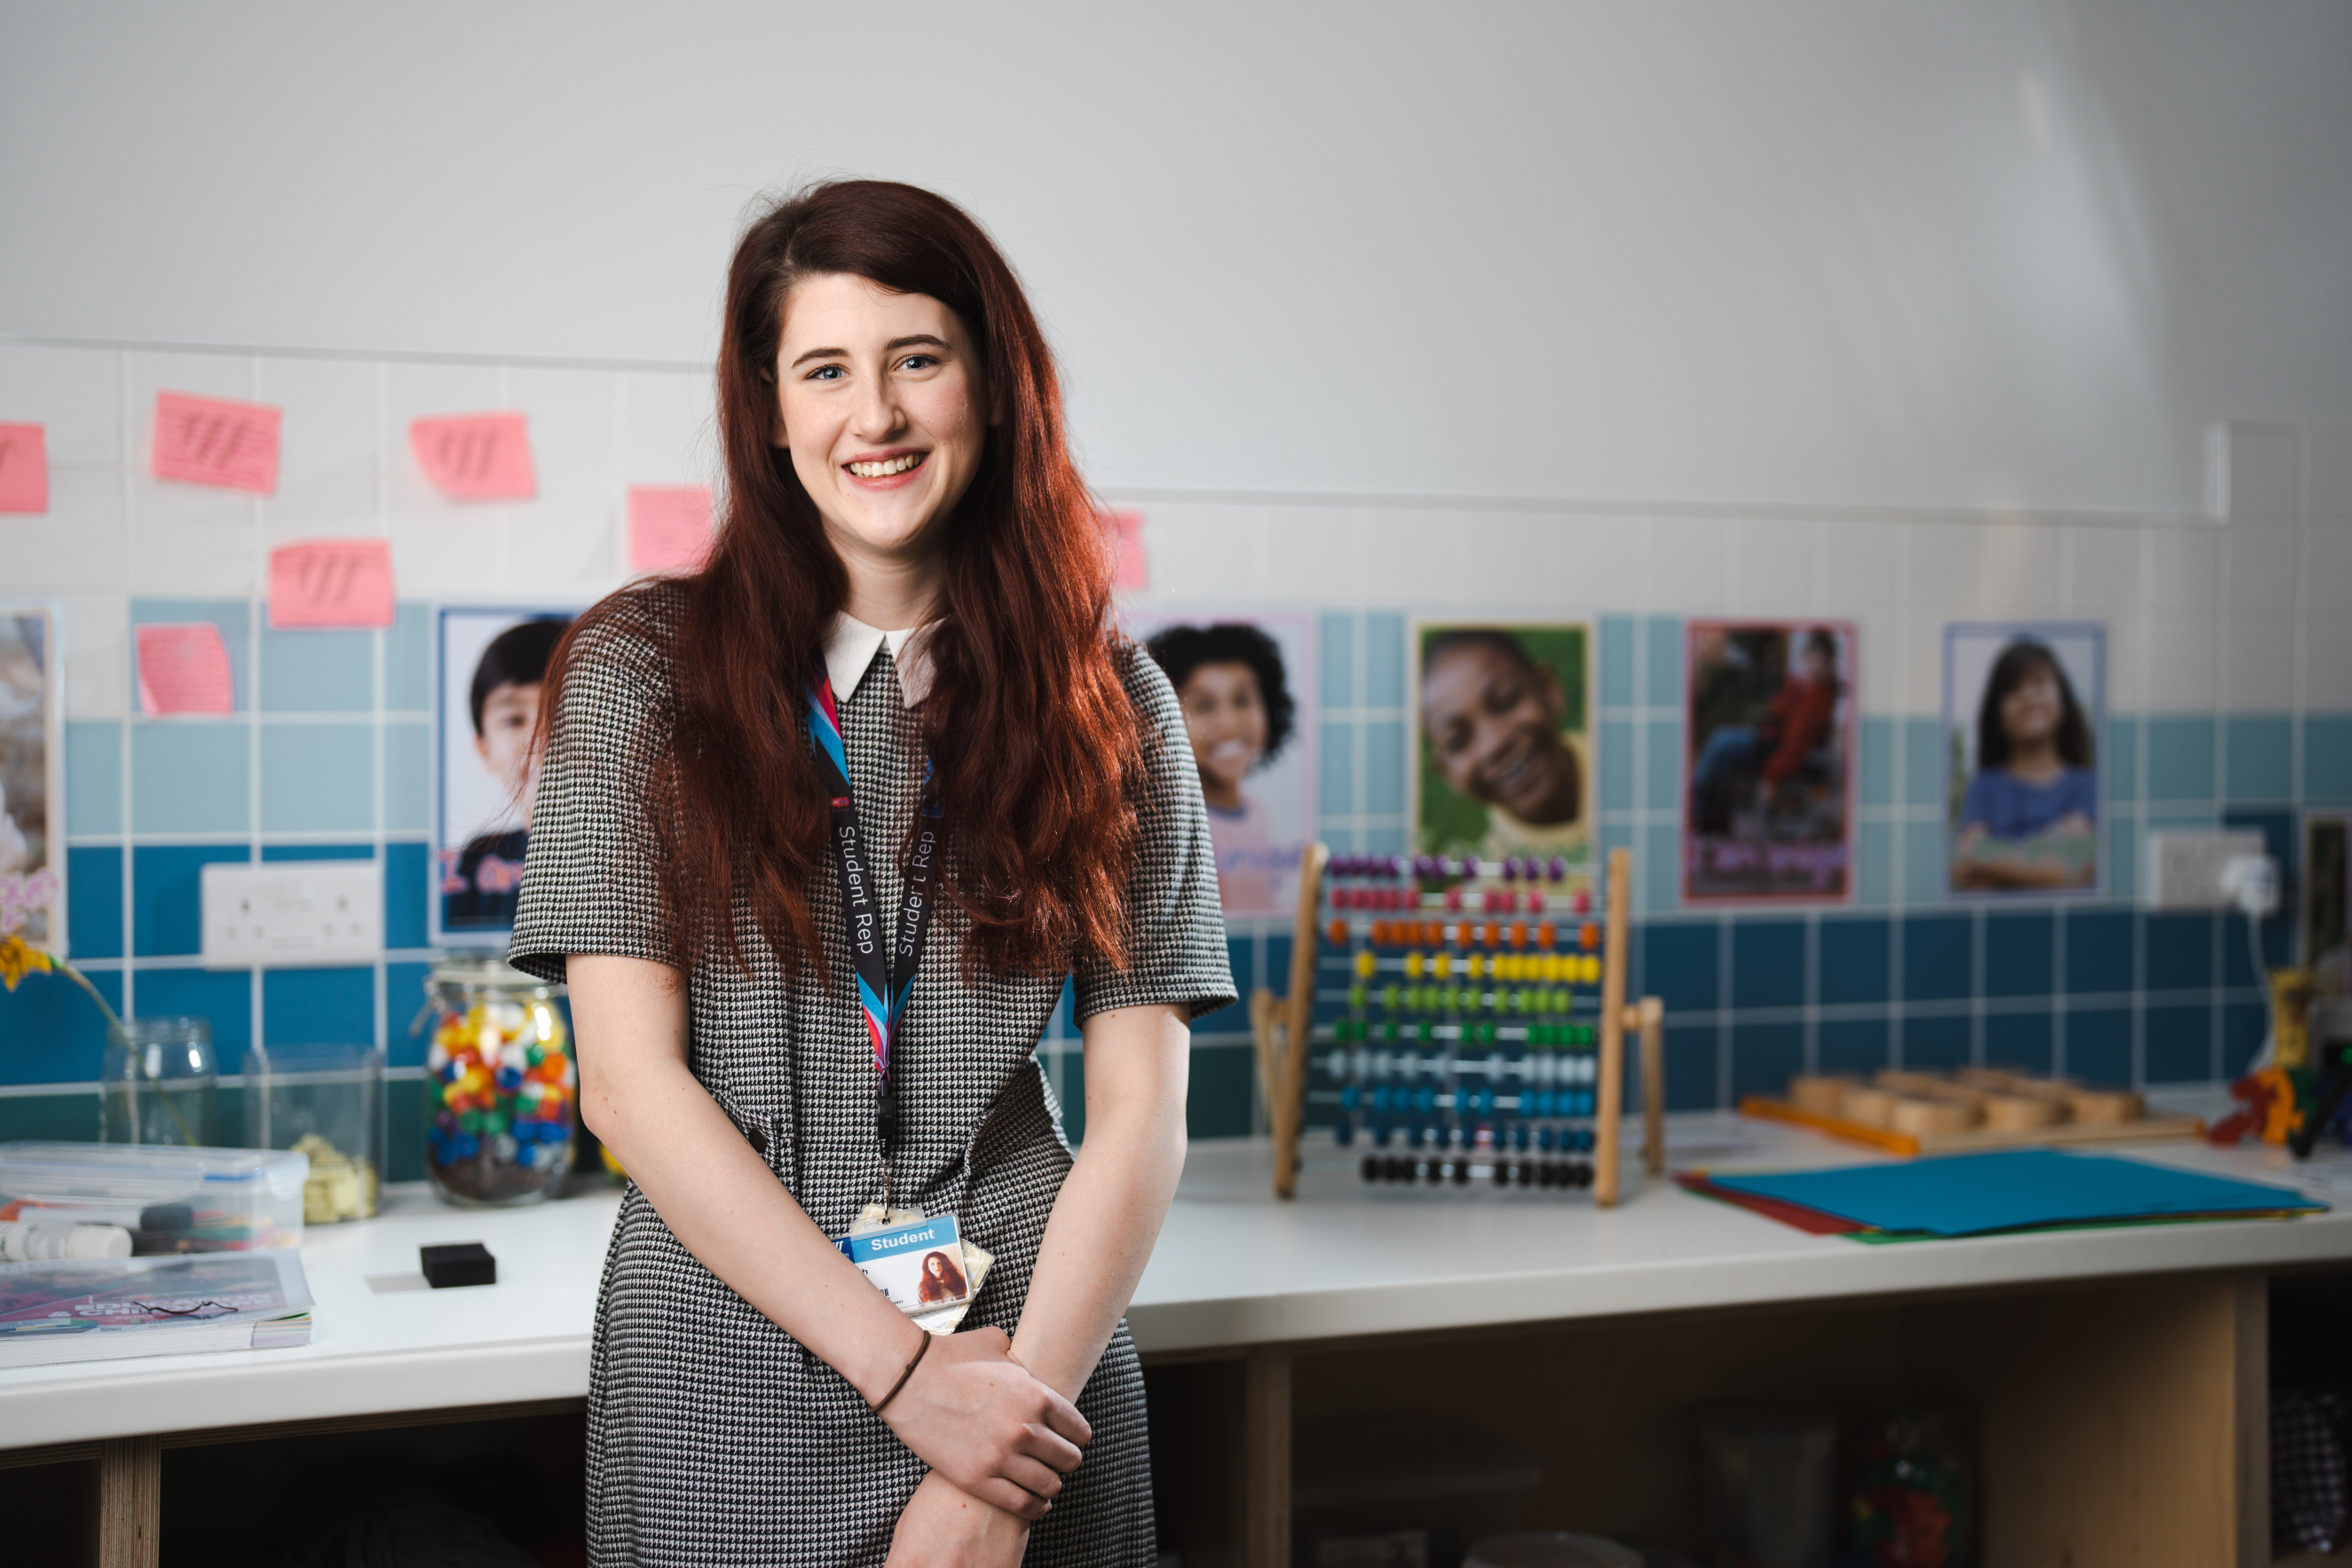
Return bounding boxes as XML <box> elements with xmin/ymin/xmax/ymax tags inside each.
<box><xmin>848</xmin><ymin>454</ymin><xmax>922</xmax><ymax>478</ymax></box>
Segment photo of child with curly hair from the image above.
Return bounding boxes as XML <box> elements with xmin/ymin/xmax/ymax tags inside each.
<box><xmin>1946</xmin><ymin>626</ymin><xmax>2104</xmax><ymax>894</ymax></box>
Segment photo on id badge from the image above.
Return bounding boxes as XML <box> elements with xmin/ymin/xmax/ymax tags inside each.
<box><xmin>839</xmin><ymin>1215</ymin><xmax>972</xmax><ymax>1319</ymax></box>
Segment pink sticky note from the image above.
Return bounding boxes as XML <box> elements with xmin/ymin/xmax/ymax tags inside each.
<box><xmin>269</xmin><ymin>539</ymin><xmax>396</xmax><ymax>629</ymax></box>
<box><xmin>153</xmin><ymin>391</ymin><xmax>281</xmax><ymax>493</ymax></box>
<box><xmin>0</xmin><ymin>423</ymin><xmax>48</xmax><ymax>514</ymax></box>
<box><xmin>137</xmin><ymin>624</ymin><xmax>235</xmax><ymax>714</ymax></box>
<box><xmin>627</xmin><ymin>485</ymin><xmax>715</xmax><ymax>574</ymax></box>
<box><xmin>1101</xmin><ymin>508</ymin><xmax>1148</xmax><ymax>590</ymax></box>
<box><xmin>410</xmin><ymin>412</ymin><xmax>536</xmax><ymax>500</ymax></box>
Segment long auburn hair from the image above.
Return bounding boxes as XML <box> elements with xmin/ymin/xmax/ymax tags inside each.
<box><xmin>541</xmin><ymin>180</ymin><xmax>1141</xmax><ymax>981</ymax></box>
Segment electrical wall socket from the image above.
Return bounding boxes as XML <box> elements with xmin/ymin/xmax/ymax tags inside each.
<box><xmin>2144</xmin><ymin>830</ymin><xmax>2265</xmax><ymax>910</ymax></box>
<box><xmin>201</xmin><ymin>862</ymin><xmax>383</xmax><ymax>969</ymax></box>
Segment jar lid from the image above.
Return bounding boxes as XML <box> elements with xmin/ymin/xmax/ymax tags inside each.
<box><xmin>428</xmin><ymin>951</ymin><xmax>560</xmax><ymax>992</ymax></box>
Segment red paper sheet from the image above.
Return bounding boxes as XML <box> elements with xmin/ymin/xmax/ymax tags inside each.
<box><xmin>136</xmin><ymin>624</ymin><xmax>235</xmax><ymax>714</ymax></box>
<box><xmin>627</xmin><ymin>485</ymin><xmax>714</xmax><ymax>573</ymax></box>
<box><xmin>0</xmin><ymin>423</ymin><xmax>47</xmax><ymax>513</ymax></box>
<box><xmin>1101</xmin><ymin>508</ymin><xmax>1148</xmax><ymax>589</ymax></box>
<box><xmin>153</xmin><ymin>392</ymin><xmax>281</xmax><ymax>493</ymax></box>
<box><xmin>409</xmin><ymin>412</ymin><xmax>535</xmax><ymax>500</ymax></box>
<box><xmin>268</xmin><ymin>540</ymin><xmax>395</xmax><ymax>630</ymax></box>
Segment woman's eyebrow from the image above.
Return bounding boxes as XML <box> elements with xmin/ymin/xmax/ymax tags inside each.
<box><xmin>886</xmin><ymin>335</ymin><xmax>951</xmax><ymax>353</ymax></box>
<box><xmin>788</xmin><ymin>345</ymin><xmax>848</xmax><ymax>367</ymax></box>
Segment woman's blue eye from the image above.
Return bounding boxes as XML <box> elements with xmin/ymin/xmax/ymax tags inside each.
<box><xmin>900</xmin><ymin>355</ymin><xmax>936</xmax><ymax>370</ymax></box>
<box><xmin>808</xmin><ymin>365</ymin><xmax>844</xmax><ymax>381</ymax></box>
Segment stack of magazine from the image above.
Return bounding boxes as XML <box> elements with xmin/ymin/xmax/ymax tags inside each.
<box><xmin>0</xmin><ymin>1249</ymin><xmax>314</xmax><ymax>1368</ymax></box>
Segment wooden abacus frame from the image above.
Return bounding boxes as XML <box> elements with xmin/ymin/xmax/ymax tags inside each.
<box><xmin>1251</xmin><ymin>844</ymin><xmax>1667</xmax><ymax>1205</ymax></box>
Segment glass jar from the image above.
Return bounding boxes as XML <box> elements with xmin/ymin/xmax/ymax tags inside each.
<box><xmin>421</xmin><ymin>956</ymin><xmax>575</xmax><ymax>1207</ymax></box>
<box><xmin>101</xmin><ymin>1017</ymin><xmax>218</xmax><ymax>1146</ymax></box>
<box><xmin>242</xmin><ymin>1043</ymin><xmax>384</xmax><ymax>1223</ymax></box>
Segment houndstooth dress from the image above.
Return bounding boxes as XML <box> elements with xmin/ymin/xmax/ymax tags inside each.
<box><xmin>509</xmin><ymin>589</ymin><xmax>1234</xmax><ymax>1568</ymax></box>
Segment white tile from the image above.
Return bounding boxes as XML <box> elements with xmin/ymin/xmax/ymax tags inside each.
<box><xmin>2147</xmin><ymin>526</ymin><xmax>2222</xmax><ymax>611</ymax></box>
<box><xmin>2309</xmin><ymin>616</ymin><xmax>2352</xmax><ymax>709</ymax></box>
<box><xmin>1725</xmin><ymin>516</ymin><xmax>1819</xmax><ymax>616</ymax></box>
<box><xmin>1902</xmin><ymin>613</ymin><xmax>1945</xmax><ymax>715</ymax></box>
<box><xmin>2310</xmin><ymin>424</ymin><xmax>2352</xmax><ymax>524</ymax></box>
<box><xmin>0</xmin><ymin>343</ymin><xmax>122</xmax><ymax>469</ymax></box>
<box><xmin>2143</xmin><ymin>610</ymin><xmax>2220</xmax><ymax>712</ymax></box>
<box><xmin>0</xmin><ymin>468</ymin><xmax>126</xmax><ymax>593</ymax></box>
<box><xmin>1266</xmin><ymin>505</ymin><xmax>1368</xmax><ymax>603</ymax></box>
<box><xmin>256</xmin><ymin>357</ymin><xmax>380</xmax><ymax>529</ymax></box>
<box><xmin>1447</xmin><ymin>511</ymin><xmax>1557</xmax><ymax>612</ymax></box>
<box><xmin>1639</xmin><ymin>515</ymin><xmax>1728</xmax><ymax>613</ymax></box>
<box><xmin>1906</xmin><ymin>522</ymin><xmax>1980</xmax><ymax>612</ymax></box>
<box><xmin>1852</xmin><ymin>607</ymin><xmax>1905</xmax><ymax>713</ymax></box>
<box><xmin>60</xmin><ymin>594</ymin><xmax>127</xmax><ymax>719</ymax></box>
<box><xmin>130</xmin><ymin>508</ymin><xmax>259</xmax><ymax>597</ymax></box>
<box><xmin>1556</xmin><ymin>512</ymin><xmax>1642</xmax><ymax>612</ymax></box>
<box><xmin>509</xmin><ymin>508</ymin><xmax>626</xmax><ymax>604</ymax></box>
<box><xmin>622</xmin><ymin>371</ymin><xmax>719</xmax><ymax>486</ymax></box>
<box><xmin>381</xmin><ymin>362</ymin><xmax>506</xmax><ymax>529</ymax></box>
<box><xmin>1354</xmin><ymin>509</ymin><xmax>1433</xmax><ymax>606</ymax></box>
<box><xmin>2104</xmin><ymin>615</ymin><xmax>2148</xmax><ymax>713</ymax></box>
<box><xmin>2224</xmin><ymin>520</ymin><xmax>2299</xmax><ymax>611</ymax></box>
<box><xmin>2224</xmin><ymin>619</ymin><xmax>2296</xmax><ymax>710</ymax></box>
<box><xmin>1977</xmin><ymin>522</ymin><xmax>2065</xmax><ymax>618</ymax></box>
<box><xmin>389</xmin><ymin>516</ymin><xmax>515</xmax><ymax>603</ymax></box>
<box><xmin>1125</xmin><ymin>500</ymin><xmax>1259</xmax><ymax>603</ymax></box>
<box><xmin>2223</xmin><ymin>421</ymin><xmax>2301</xmax><ymax>523</ymax></box>
<box><xmin>2064</xmin><ymin>525</ymin><xmax>2142</xmax><ymax>614</ymax></box>
<box><xmin>1817</xmin><ymin>517</ymin><xmax>1901</xmax><ymax>608</ymax></box>
<box><xmin>2306</xmin><ymin>526</ymin><xmax>2352</xmax><ymax>612</ymax></box>
<box><xmin>507</xmin><ymin>366</ymin><xmax>620</xmax><ymax>508</ymax></box>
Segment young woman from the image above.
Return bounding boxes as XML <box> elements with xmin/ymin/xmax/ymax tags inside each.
<box><xmin>510</xmin><ymin>181</ymin><xmax>1234</xmax><ymax>1567</ymax></box>
<box><xmin>1952</xmin><ymin>638</ymin><xmax>2098</xmax><ymax>891</ymax></box>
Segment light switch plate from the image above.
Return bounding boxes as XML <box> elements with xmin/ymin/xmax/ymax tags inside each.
<box><xmin>201</xmin><ymin>862</ymin><xmax>383</xmax><ymax>969</ymax></box>
<box><xmin>2145</xmin><ymin>830</ymin><xmax>2265</xmax><ymax>910</ymax></box>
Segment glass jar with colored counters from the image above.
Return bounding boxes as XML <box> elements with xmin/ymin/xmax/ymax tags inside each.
<box><xmin>422</xmin><ymin>956</ymin><xmax>576</xmax><ymax>1207</ymax></box>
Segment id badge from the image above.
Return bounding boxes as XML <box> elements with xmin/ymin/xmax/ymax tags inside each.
<box><xmin>835</xmin><ymin>1207</ymin><xmax>994</xmax><ymax>1336</ymax></box>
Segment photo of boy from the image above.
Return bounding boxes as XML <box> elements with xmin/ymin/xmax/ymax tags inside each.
<box><xmin>0</xmin><ymin>605</ymin><xmax>62</xmax><ymax>950</ymax></box>
<box><xmin>1413</xmin><ymin>621</ymin><xmax>1592</xmax><ymax>863</ymax></box>
<box><xmin>436</xmin><ymin>611</ymin><xmax>576</xmax><ymax>938</ymax></box>
<box><xmin>1144</xmin><ymin>623</ymin><xmax>1303</xmax><ymax>913</ymax></box>
<box><xmin>1944</xmin><ymin>623</ymin><xmax>2104</xmax><ymax>896</ymax></box>
<box><xmin>1685</xmin><ymin>621</ymin><xmax>1856</xmax><ymax>902</ymax></box>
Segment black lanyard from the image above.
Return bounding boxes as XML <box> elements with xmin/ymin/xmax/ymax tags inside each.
<box><xmin>806</xmin><ymin>671</ymin><xmax>944</xmax><ymax>1156</ymax></box>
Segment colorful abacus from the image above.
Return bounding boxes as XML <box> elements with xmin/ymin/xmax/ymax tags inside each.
<box><xmin>1257</xmin><ymin>845</ymin><xmax>1663</xmax><ymax>1206</ymax></box>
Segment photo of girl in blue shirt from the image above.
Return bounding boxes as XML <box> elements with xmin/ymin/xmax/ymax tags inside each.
<box><xmin>1952</xmin><ymin>636</ymin><xmax>2099</xmax><ymax>891</ymax></box>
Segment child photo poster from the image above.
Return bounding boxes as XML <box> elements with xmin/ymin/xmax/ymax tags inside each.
<box><xmin>1943</xmin><ymin>622</ymin><xmax>2105</xmax><ymax>898</ymax></box>
<box><xmin>433</xmin><ymin>606</ymin><xmax>582</xmax><ymax>944</ymax></box>
<box><xmin>1683</xmin><ymin>620</ymin><xmax>1857</xmax><ymax>903</ymax></box>
<box><xmin>0</xmin><ymin>603</ymin><xmax>63</xmax><ymax>951</ymax></box>
<box><xmin>1410</xmin><ymin>620</ymin><xmax>1594</xmax><ymax>865</ymax></box>
<box><xmin>1123</xmin><ymin>608</ymin><xmax>1317</xmax><ymax>919</ymax></box>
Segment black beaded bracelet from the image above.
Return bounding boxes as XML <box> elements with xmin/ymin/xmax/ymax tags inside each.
<box><xmin>871</xmin><ymin>1325</ymin><xmax>932</xmax><ymax>1415</ymax></box>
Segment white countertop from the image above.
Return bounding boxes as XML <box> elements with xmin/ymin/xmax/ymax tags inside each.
<box><xmin>10</xmin><ymin>1113</ymin><xmax>2352</xmax><ymax>1450</ymax></box>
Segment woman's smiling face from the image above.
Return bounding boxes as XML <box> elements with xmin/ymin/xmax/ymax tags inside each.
<box><xmin>772</xmin><ymin>272</ymin><xmax>991</xmax><ymax>576</ymax></box>
<box><xmin>1422</xmin><ymin>639</ymin><xmax>1576</xmax><ymax>824</ymax></box>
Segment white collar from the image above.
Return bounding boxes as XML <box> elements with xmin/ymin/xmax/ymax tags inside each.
<box><xmin>823</xmin><ymin>613</ymin><xmax>935</xmax><ymax>707</ymax></box>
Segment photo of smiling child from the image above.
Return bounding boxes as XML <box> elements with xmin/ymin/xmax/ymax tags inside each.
<box><xmin>1133</xmin><ymin>612</ymin><xmax>1316</xmax><ymax>918</ymax></box>
<box><xmin>1943</xmin><ymin>622</ymin><xmax>2104</xmax><ymax>896</ymax></box>
<box><xmin>435</xmin><ymin>609</ymin><xmax>580</xmax><ymax>940</ymax></box>
<box><xmin>1413</xmin><ymin>621</ymin><xmax>1593</xmax><ymax>864</ymax></box>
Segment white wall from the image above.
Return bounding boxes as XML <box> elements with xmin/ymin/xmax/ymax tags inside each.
<box><xmin>3</xmin><ymin>1</ymin><xmax>2348</xmax><ymax>515</ymax></box>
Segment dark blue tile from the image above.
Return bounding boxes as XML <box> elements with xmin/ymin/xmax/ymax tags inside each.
<box><xmin>1663</xmin><ymin>1024</ymin><xmax>1718</xmax><ymax>1111</ymax></box>
<box><xmin>2144</xmin><ymin>1001</ymin><xmax>2213</xmax><ymax>1083</ymax></box>
<box><xmin>1264</xmin><ymin>935</ymin><xmax>1294</xmax><ymax>1026</ymax></box>
<box><xmin>1059</xmin><ymin>1049</ymin><xmax>1087</xmax><ymax>1145</ymax></box>
<box><xmin>2146</xmin><ymin>716</ymin><xmax>2217</xmax><ymax>803</ymax></box>
<box><xmin>2307</xmin><ymin>715</ymin><xmax>2352</xmax><ymax>800</ymax></box>
<box><xmin>260</xmin><ymin>843</ymin><xmax>372</xmax><ymax>862</ymax></box>
<box><xmin>67</xmin><ymin>845</ymin><xmax>124</xmax><ymax>960</ymax></box>
<box><xmin>1195</xmin><ymin>936</ymin><xmax>1252</xmax><ymax>1036</ymax></box>
<box><xmin>262</xmin><ymin>966</ymin><xmax>375</xmax><ymax>1048</ymax></box>
<box><xmin>385</xmin><ymin>841</ymin><xmax>430</xmax><ymax>951</ymax></box>
<box><xmin>1984</xmin><ymin>911</ymin><xmax>2054</xmax><ymax>999</ymax></box>
<box><xmin>1818</xmin><ymin>918</ymin><xmax>1890</xmax><ymax>1006</ymax></box>
<box><xmin>1901</xmin><ymin>915</ymin><xmax>1974</xmax><ymax>1002</ymax></box>
<box><xmin>2144</xmin><ymin>913</ymin><xmax>2214</xmax><ymax>993</ymax></box>
<box><xmin>2224</xmin><ymin>715</ymin><xmax>2293</xmax><ymax>802</ymax></box>
<box><xmin>2222</xmin><ymin>1001</ymin><xmax>2267</xmax><ymax>1079</ymax></box>
<box><xmin>2223</xmin><ymin>808</ymin><xmax>2295</xmax><ymax>878</ymax></box>
<box><xmin>1054</xmin><ymin>974</ymin><xmax>1077</xmax><ymax>1037</ymax></box>
<box><xmin>2065</xmin><ymin>1005</ymin><xmax>2133</xmax><ymax>1088</ymax></box>
<box><xmin>1985</xmin><ymin>1008</ymin><xmax>2055</xmax><ymax>1076</ymax></box>
<box><xmin>1638</xmin><ymin>922</ymin><xmax>1718</xmax><ymax>1013</ymax></box>
<box><xmin>134</xmin><ymin>968</ymin><xmax>253</xmax><ymax>1061</ymax></box>
<box><xmin>2065</xmin><ymin>910</ymin><xmax>2133</xmax><ymax>996</ymax></box>
<box><xmin>0</xmin><ymin>964</ymin><xmax>120</xmax><ymax>1084</ymax></box>
<box><xmin>1730</xmin><ymin>1022</ymin><xmax>1803</xmax><ymax>1099</ymax></box>
<box><xmin>132</xmin><ymin>844</ymin><xmax>251</xmax><ymax>957</ymax></box>
<box><xmin>1903</xmin><ymin>1013</ymin><xmax>1971</xmax><ymax>1070</ymax></box>
<box><xmin>1732</xmin><ymin>920</ymin><xmax>1805</xmax><ymax>1010</ymax></box>
<box><xmin>384</xmin><ymin>961</ymin><xmax>434</xmax><ymax>1068</ymax></box>
<box><xmin>1818</xmin><ymin>1017</ymin><xmax>1890</xmax><ymax>1076</ymax></box>
<box><xmin>1187</xmin><ymin>1043</ymin><xmax>1256</xmax><ymax>1139</ymax></box>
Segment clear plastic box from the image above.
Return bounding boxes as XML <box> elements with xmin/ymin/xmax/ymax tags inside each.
<box><xmin>0</xmin><ymin>1141</ymin><xmax>307</xmax><ymax>1253</ymax></box>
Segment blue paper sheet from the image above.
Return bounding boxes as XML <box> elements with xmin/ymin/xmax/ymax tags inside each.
<box><xmin>1704</xmin><ymin>1149</ymin><xmax>2325</xmax><ymax>1238</ymax></box>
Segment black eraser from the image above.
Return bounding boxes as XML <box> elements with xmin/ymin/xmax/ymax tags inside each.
<box><xmin>139</xmin><ymin>1202</ymin><xmax>194</xmax><ymax>1233</ymax></box>
<box><xmin>420</xmin><ymin>1241</ymin><xmax>497</xmax><ymax>1288</ymax></box>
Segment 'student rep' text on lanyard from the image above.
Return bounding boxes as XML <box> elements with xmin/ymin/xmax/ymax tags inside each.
<box><xmin>806</xmin><ymin>672</ymin><xmax>945</xmax><ymax>1165</ymax></box>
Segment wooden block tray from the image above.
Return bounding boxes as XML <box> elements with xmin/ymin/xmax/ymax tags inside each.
<box><xmin>1740</xmin><ymin>1093</ymin><xmax>2205</xmax><ymax>1158</ymax></box>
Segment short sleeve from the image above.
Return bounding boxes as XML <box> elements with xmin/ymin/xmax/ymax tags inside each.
<box><xmin>508</xmin><ymin>608</ymin><xmax>679</xmax><ymax>984</ymax></box>
<box><xmin>1074</xmin><ymin>645</ymin><xmax>1238</xmax><ymax>1025</ymax></box>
